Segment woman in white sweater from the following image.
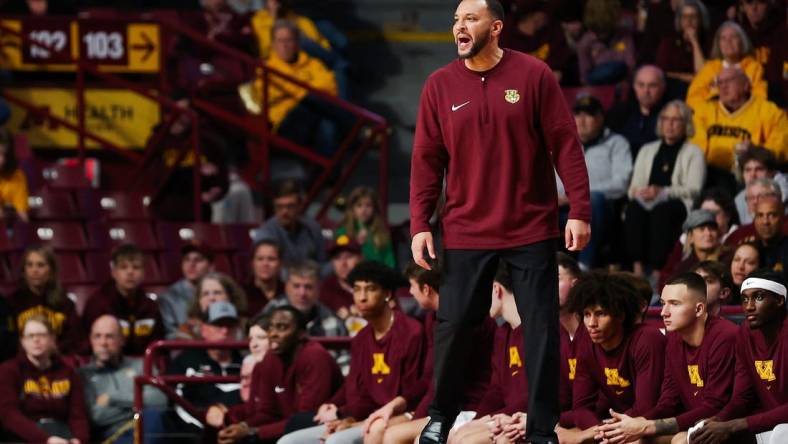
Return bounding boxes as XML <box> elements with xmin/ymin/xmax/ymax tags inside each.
<box><xmin>625</xmin><ymin>100</ymin><xmax>707</xmax><ymax>277</ymax></box>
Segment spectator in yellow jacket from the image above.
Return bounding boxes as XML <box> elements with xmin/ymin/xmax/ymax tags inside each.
<box><xmin>0</xmin><ymin>129</ymin><xmax>28</xmax><ymax>222</ymax></box>
<box><xmin>250</xmin><ymin>0</ymin><xmax>330</xmax><ymax>61</ymax></box>
<box><xmin>691</xmin><ymin>66</ymin><xmax>788</xmax><ymax>174</ymax></box>
<box><xmin>686</xmin><ymin>21</ymin><xmax>766</xmax><ymax>109</ymax></box>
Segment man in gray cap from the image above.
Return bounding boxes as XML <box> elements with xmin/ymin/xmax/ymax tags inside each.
<box><xmin>167</xmin><ymin>301</ymin><xmax>244</xmax><ymax>437</ymax></box>
<box><xmin>660</xmin><ymin>209</ymin><xmax>726</xmax><ymax>289</ymax></box>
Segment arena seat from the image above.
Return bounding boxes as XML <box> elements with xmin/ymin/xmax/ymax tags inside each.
<box><xmin>41</xmin><ymin>164</ymin><xmax>91</xmax><ymax>190</ymax></box>
<box><xmin>87</xmin><ymin>220</ymin><xmax>161</xmax><ymax>252</ymax></box>
<box><xmin>13</xmin><ymin>222</ymin><xmax>90</xmax><ymax>252</ymax></box>
<box><xmin>222</xmin><ymin>223</ymin><xmax>257</xmax><ymax>253</ymax></box>
<box><xmin>27</xmin><ymin>189</ymin><xmax>82</xmax><ymax>221</ymax></box>
<box><xmin>54</xmin><ymin>253</ymin><xmax>91</xmax><ymax>285</ymax></box>
<box><xmin>65</xmin><ymin>285</ymin><xmax>99</xmax><ymax>315</ymax></box>
<box><xmin>157</xmin><ymin>222</ymin><xmax>235</xmax><ymax>252</ymax></box>
<box><xmin>77</xmin><ymin>190</ymin><xmax>153</xmax><ymax>222</ymax></box>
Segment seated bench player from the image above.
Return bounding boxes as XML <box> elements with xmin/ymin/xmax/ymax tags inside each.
<box><xmin>557</xmin><ymin>272</ymin><xmax>666</xmax><ymax>444</ymax></box>
<box><xmin>691</xmin><ymin>270</ymin><xmax>788</xmax><ymax>444</ymax></box>
<box><xmin>596</xmin><ymin>272</ymin><xmax>738</xmax><ymax>443</ymax></box>
<box><xmin>276</xmin><ymin>261</ymin><xmax>424</xmax><ymax>444</ymax></box>
<box><xmin>205</xmin><ymin>305</ymin><xmax>343</xmax><ymax>443</ymax></box>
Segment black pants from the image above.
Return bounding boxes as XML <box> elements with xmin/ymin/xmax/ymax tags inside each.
<box><xmin>624</xmin><ymin>199</ymin><xmax>687</xmax><ymax>269</ymax></box>
<box><xmin>429</xmin><ymin>239</ymin><xmax>559</xmax><ymax>443</ymax></box>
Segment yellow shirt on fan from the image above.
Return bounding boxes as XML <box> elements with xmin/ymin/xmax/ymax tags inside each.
<box><xmin>686</xmin><ymin>57</ymin><xmax>767</xmax><ymax>109</ymax></box>
<box><xmin>690</xmin><ymin>97</ymin><xmax>788</xmax><ymax>170</ymax></box>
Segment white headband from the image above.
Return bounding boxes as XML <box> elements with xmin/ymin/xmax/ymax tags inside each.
<box><xmin>741</xmin><ymin>278</ymin><xmax>787</xmax><ymax>299</ymax></box>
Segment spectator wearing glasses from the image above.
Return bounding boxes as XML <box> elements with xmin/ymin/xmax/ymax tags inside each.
<box><xmin>735</xmin><ymin>148</ymin><xmax>788</xmax><ymax>225</ymax></box>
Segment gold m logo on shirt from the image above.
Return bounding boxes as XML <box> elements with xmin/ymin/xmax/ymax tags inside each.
<box><xmin>604</xmin><ymin>368</ymin><xmax>631</xmax><ymax>388</ymax></box>
<box><xmin>687</xmin><ymin>365</ymin><xmax>704</xmax><ymax>388</ymax></box>
<box><xmin>755</xmin><ymin>360</ymin><xmax>777</xmax><ymax>382</ymax></box>
<box><xmin>17</xmin><ymin>306</ymin><xmax>66</xmax><ymax>336</ymax></box>
<box><xmin>371</xmin><ymin>353</ymin><xmax>391</xmax><ymax>375</ymax></box>
<box><xmin>568</xmin><ymin>358</ymin><xmax>577</xmax><ymax>381</ymax></box>
<box><xmin>23</xmin><ymin>377</ymin><xmax>70</xmax><ymax>397</ymax></box>
<box><xmin>509</xmin><ymin>346</ymin><xmax>523</xmax><ymax>368</ymax></box>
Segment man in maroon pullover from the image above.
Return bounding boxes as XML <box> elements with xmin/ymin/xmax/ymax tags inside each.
<box><xmin>691</xmin><ymin>270</ymin><xmax>788</xmax><ymax>444</ymax></box>
<box><xmin>205</xmin><ymin>305</ymin><xmax>343</xmax><ymax>443</ymax></box>
<box><xmin>409</xmin><ymin>0</ymin><xmax>591</xmax><ymax>442</ymax></box>
<box><xmin>596</xmin><ymin>272</ymin><xmax>738</xmax><ymax>443</ymax></box>
<box><xmin>558</xmin><ymin>272</ymin><xmax>666</xmax><ymax>444</ymax></box>
<box><xmin>277</xmin><ymin>261</ymin><xmax>424</xmax><ymax>444</ymax></box>
<box><xmin>82</xmin><ymin>244</ymin><xmax>164</xmax><ymax>355</ymax></box>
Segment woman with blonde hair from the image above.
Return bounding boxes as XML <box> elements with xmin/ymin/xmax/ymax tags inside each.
<box><xmin>335</xmin><ymin>186</ymin><xmax>395</xmax><ymax>267</ymax></box>
<box><xmin>0</xmin><ymin>315</ymin><xmax>89</xmax><ymax>443</ymax></box>
<box><xmin>686</xmin><ymin>20</ymin><xmax>766</xmax><ymax>107</ymax></box>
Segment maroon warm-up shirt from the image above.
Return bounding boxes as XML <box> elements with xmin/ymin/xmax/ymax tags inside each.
<box><xmin>227</xmin><ymin>340</ymin><xmax>343</xmax><ymax>439</ymax></box>
<box><xmin>82</xmin><ymin>281</ymin><xmax>165</xmax><ymax>355</ymax></box>
<box><xmin>571</xmin><ymin>323</ymin><xmax>666</xmax><ymax>429</ymax></box>
<box><xmin>558</xmin><ymin>321</ymin><xmax>589</xmax><ymax>427</ymax></box>
<box><xmin>644</xmin><ymin>316</ymin><xmax>738</xmax><ymax>430</ymax></box>
<box><xmin>410</xmin><ymin>49</ymin><xmax>590</xmax><ymax>249</ymax></box>
<box><xmin>475</xmin><ymin>324</ymin><xmax>528</xmax><ymax>416</ymax></box>
<box><xmin>0</xmin><ymin>353</ymin><xmax>90</xmax><ymax>443</ymax></box>
<box><xmin>719</xmin><ymin>316</ymin><xmax>788</xmax><ymax>433</ymax></box>
<box><xmin>330</xmin><ymin>310</ymin><xmax>424</xmax><ymax>420</ymax></box>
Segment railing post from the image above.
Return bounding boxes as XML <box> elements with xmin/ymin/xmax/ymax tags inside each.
<box><xmin>134</xmin><ymin>376</ymin><xmax>144</xmax><ymax>444</ymax></box>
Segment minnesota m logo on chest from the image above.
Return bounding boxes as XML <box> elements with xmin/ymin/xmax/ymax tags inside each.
<box><xmin>688</xmin><ymin>365</ymin><xmax>704</xmax><ymax>388</ymax></box>
<box><xmin>604</xmin><ymin>368</ymin><xmax>630</xmax><ymax>388</ymax></box>
<box><xmin>755</xmin><ymin>360</ymin><xmax>776</xmax><ymax>382</ymax></box>
<box><xmin>371</xmin><ymin>353</ymin><xmax>391</xmax><ymax>383</ymax></box>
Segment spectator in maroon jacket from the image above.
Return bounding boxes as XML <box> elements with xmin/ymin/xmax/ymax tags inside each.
<box><xmin>82</xmin><ymin>244</ymin><xmax>164</xmax><ymax>355</ymax></box>
<box><xmin>205</xmin><ymin>305</ymin><xmax>343</xmax><ymax>442</ymax></box>
<box><xmin>6</xmin><ymin>246</ymin><xmax>86</xmax><ymax>356</ymax></box>
<box><xmin>655</xmin><ymin>0</ymin><xmax>711</xmax><ymax>85</ymax></box>
<box><xmin>691</xmin><ymin>270</ymin><xmax>788</xmax><ymax>444</ymax></box>
<box><xmin>277</xmin><ymin>261</ymin><xmax>424</xmax><ymax>444</ymax></box>
<box><xmin>597</xmin><ymin>272</ymin><xmax>738</xmax><ymax>442</ymax></box>
<box><xmin>244</xmin><ymin>240</ymin><xmax>285</xmax><ymax>317</ymax></box>
<box><xmin>320</xmin><ymin>236</ymin><xmax>362</xmax><ymax>319</ymax></box>
<box><xmin>0</xmin><ymin>315</ymin><xmax>89</xmax><ymax>443</ymax></box>
<box><xmin>557</xmin><ymin>272</ymin><xmax>666</xmax><ymax>444</ymax></box>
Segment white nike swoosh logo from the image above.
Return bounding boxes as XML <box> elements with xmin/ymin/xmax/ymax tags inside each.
<box><xmin>451</xmin><ymin>101</ymin><xmax>470</xmax><ymax>111</ymax></box>
<box><xmin>274</xmin><ymin>386</ymin><xmax>286</xmax><ymax>393</ymax></box>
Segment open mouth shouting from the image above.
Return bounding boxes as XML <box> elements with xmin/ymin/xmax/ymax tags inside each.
<box><xmin>456</xmin><ymin>33</ymin><xmax>472</xmax><ymax>52</ymax></box>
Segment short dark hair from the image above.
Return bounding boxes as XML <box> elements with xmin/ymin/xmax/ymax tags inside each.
<box><xmin>692</xmin><ymin>261</ymin><xmax>734</xmax><ymax>292</ymax></box>
<box><xmin>404</xmin><ymin>262</ymin><xmax>442</xmax><ymax>292</ymax></box>
<box><xmin>111</xmin><ymin>244</ymin><xmax>144</xmax><ymax>266</ymax></box>
<box><xmin>272</xmin><ymin>178</ymin><xmax>304</xmax><ymax>200</ymax></box>
<box><xmin>269</xmin><ymin>305</ymin><xmax>308</xmax><ymax>331</ymax></box>
<box><xmin>249</xmin><ymin>313</ymin><xmax>270</xmax><ymax>330</ymax></box>
<box><xmin>696</xmin><ymin>187</ymin><xmax>739</xmax><ymax>226</ymax></box>
<box><xmin>739</xmin><ymin>146</ymin><xmax>777</xmax><ymax>173</ymax></box>
<box><xmin>0</xmin><ymin>128</ymin><xmax>17</xmax><ymax>178</ymax></box>
<box><xmin>557</xmin><ymin>252</ymin><xmax>582</xmax><ymax>279</ymax></box>
<box><xmin>494</xmin><ymin>261</ymin><xmax>513</xmax><ymax>293</ymax></box>
<box><xmin>271</xmin><ymin>19</ymin><xmax>301</xmax><ymax>41</ymax></box>
<box><xmin>567</xmin><ymin>271</ymin><xmax>643</xmax><ymax>331</ymax></box>
<box><xmin>252</xmin><ymin>239</ymin><xmax>281</xmax><ymax>258</ymax></box>
<box><xmin>457</xmin><ymin>0</ymin><xmax>506</xmax><ymax>21</ymax></box>
<box><xmin>665</xmin><ymin>272</ymin><xmax>708</xmax><ymax>301</ymax></box>
<box><xmin>348</xmin><ymin>261</ymin><xmax>407</xmax><ymax>290</ymax></box>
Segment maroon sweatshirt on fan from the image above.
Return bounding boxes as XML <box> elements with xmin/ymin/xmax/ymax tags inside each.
<box><xmin>571</xmin><ymin>323</ymin><xmax>666</xmax><ymax>429</ymax></box>
<box><xmin>0</xmin><ymin>353</ymin><xmax>90</xmax><ymax>442</ymax></box>
<box><xmin>411</xmin><ymin>49</ymin><xmax>590</xmax><ymax>249</ymax></box>
<box><xmin>82</xmin><ymin>281</ymin><xmax>165</xmax><ymax>355</ymax></box>
<box><xmin>227</xmin><ymin>340</ymin><xmax>343</xmax><ymax>439</ymax></box>
<box><xmin>644</xmin><ymin>316</ymin><xmax>738</xmax><ymax>430</ymax></box>
<box><xmin>330</xmin><ymin>310</ymin><xmax>424</xmax><ymax>420</ymax></box>
<box><xmin>7</xmin><ymin>286</ymin><xmax>87</xmax><ymax>355</ymax></box>
<box><xmin>718</xmin><ymin>316</ymin><xmax>788</xmax><ymax>433</ymax></box>
<box><xmin>475</xmin><ymin>324</ymin><xmax>528</xmax><ymax>416</ymax></box>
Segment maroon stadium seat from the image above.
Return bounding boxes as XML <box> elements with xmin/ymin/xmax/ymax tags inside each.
<box><xmin>77</xmin><ymin>190</ymin><xmax>153</xmax><ymax>222</ymax></box>
<box><xmin>41</xmin><ymin>164</ymin><xmax>91</xmax><ymax>190</ymax></box>
<box><xmin>157</xmin><ymin>222</ymin><xmax>235</xmax><ymax>252</ymax></box>
<box><xmin>27</xmin><ymin>189</ymin><xmax>82</xmax><ymax>221</ymax></box>
<box><xmin>65</xmin><ymin>285</ymin><xmax>98</xmax><ymax>315</ymax></box>
<box><xmin>54</xmin><ymin>253</ymin><xmax>91</xmax><ymax>285</ymax></box>
<box><xmin>87</xmin><ymin>221</ymin><xmax>161</xmax><ymax>252</ymax></box>
<box><xmin>14</xmin><ymin>222</ymin><xmax>89</xmax><ymax>251</ymax></box>
<box><xmin>222</xmin><ymin>223</ymin><xmax>258</xmax><ymax>254</ymax></box>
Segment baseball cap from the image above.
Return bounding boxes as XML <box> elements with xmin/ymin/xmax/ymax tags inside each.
<box><xmin>573</xmin><ymin>95</ymin><xmax>603</xmax><ymax>115</ymax></box>
<box><xmin>329</xmin><ymin>234</ymin><xmax>362</xmax><ymax>257</ymax></box>
<box><xmin>682</xmin><ymin>209</ymin><xmax>718</xmax><ymax>232</ymax></box>
<box><xmin>203</xmin><ymin>301</ymin><xmax>239</xmax><ymax>325</ymax></box>
<box><xmin>181</xmin><ymin>240</ymin><xmax>214</xmax><ymax>261</ymax></box>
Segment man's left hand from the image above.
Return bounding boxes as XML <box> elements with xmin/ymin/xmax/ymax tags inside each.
<box><xmin>565</xmin><ymin>219</ymin><xmax>591</xmax><ymax>251</ymax></box>
<box><xmin>217</xmin><ymin>422</ymin><xmax>250</xmax><ymax>444</ymax></box>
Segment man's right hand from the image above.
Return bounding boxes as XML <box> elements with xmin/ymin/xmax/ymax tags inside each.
<box><xmin>411</xmin><ymin>231</ymin><xmax>436</xmax><ymax>270</ymax></box>
<box><xmin>314</xmin><ymin>403</ymin><xmax>338</xmax><ymax>424</ymax></box>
